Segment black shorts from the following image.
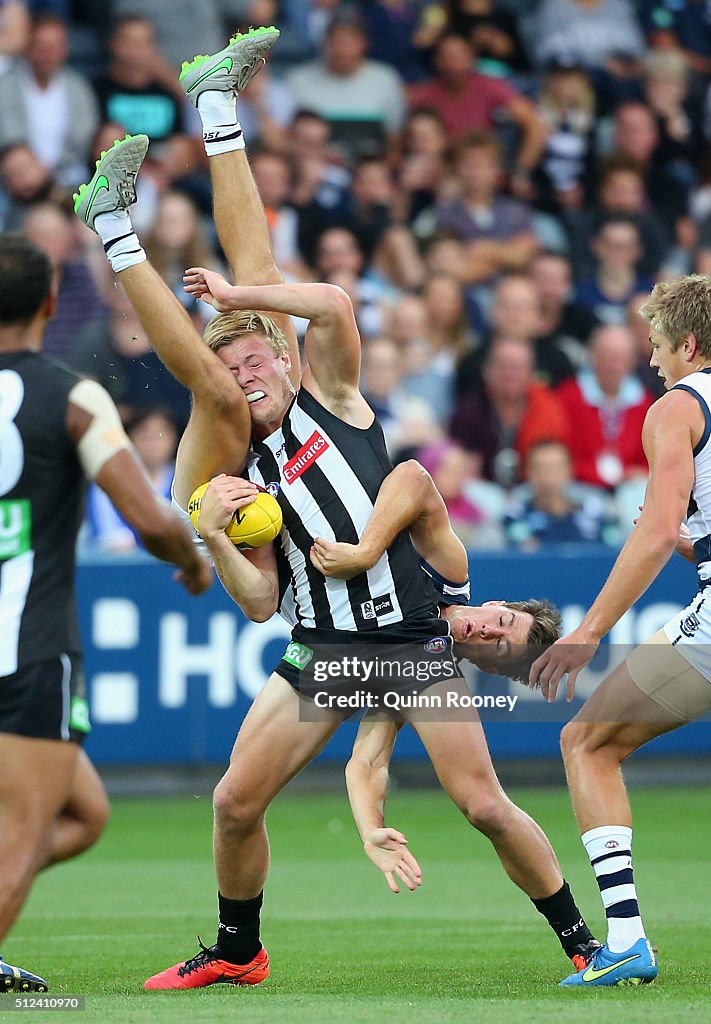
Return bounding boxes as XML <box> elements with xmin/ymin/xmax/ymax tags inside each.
<box><xmin>276</xmin><ymin>619</ymin><xmax>460</xmax><ymax>713</ymax></box>
<box><xmin>0</xmin><ymin>654</ymin><xmax>91</xmax><ymax>745</ymax></box>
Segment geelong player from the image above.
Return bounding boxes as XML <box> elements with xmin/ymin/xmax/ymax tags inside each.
<box><xmin>73</xmin><ymin>29</ymin><xmax>597</xmax><ymax>990</ymax></box>
<box><xmin>0</xmin><ymin>235</ymin><xmax>211</xmax><ymax>992</ymax></box>
<box><xmin>528</xmin><ymin>275</ymin><xmax>711</xmax><ymax>987</ymax></box>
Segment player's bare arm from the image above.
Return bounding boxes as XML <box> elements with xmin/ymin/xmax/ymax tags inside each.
<box><xmin>310</xmin><ymin>460</ymin><xmax>468</xmax><ymax>583</ymax></box>
<box><xmin>345</xmin><ymin>716</ymin><xmax>422</xmax><ymax>894</ymax></box>
<box><xmin>529</xmin><ymin>389</ymin><xmax>701</xmax><ymax>701</ymax></box>
<box><xmin>65</xmin><ymin>383</ymin><xmax>212</xmax><ymax>596</ymax></box>
<box><xmin>196</xmin><ymin>474</ymin><xmax>279</xmax><ymax>621</ymax></box>
<box><xmin>184</xmin><ymin>269</ymin><xmax>371</xmax><ymax>425</ymax></box>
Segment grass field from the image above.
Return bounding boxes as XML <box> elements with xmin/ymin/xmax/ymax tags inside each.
<box><xmin>6</xmin><ymin>785</ymin><xmax>711</xmax><ymax>1023</ymax></box>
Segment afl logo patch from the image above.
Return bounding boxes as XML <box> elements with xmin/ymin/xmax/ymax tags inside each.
<box><xmin>424</xmin><ymin>637</ymin><xmax>448</xmax><ymax>654</ymax></box>
<box><xmin>265</xmin><ymin>482</ymin><xmax>280</xmax><ymax>498</ymax></box>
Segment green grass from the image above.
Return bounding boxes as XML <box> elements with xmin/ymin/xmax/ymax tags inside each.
<box><xmin>5</xmin><ymin>786</ymin><xmax>711</xmax><ymax>1023</ymax></box>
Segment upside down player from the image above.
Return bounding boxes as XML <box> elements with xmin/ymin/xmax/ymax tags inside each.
<box><xmin>528</xmin><ymin>275</ymin><xmax>711</xmax><ymax>987</ymax></box>
<box><xmin>73</xmin><ymin>28</ymin><xmax>598</xmax><ymax>990</ymax></box>
<box><xmin>0</xmin><ymin>235</ymin><xmax>211</xmax><ymax>992</ymax></box>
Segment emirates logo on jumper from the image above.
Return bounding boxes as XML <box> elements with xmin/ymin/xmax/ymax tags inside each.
<box><xmin>283</xmin><ymin>431</ymin><xmax>329</xmax><ymax>483</ymax></box>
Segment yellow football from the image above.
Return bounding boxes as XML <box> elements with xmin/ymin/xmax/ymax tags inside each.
<box><xmin>187</xmin><ymin>483</ymin><xmax>282</xmax><ymax>549</ymax></box>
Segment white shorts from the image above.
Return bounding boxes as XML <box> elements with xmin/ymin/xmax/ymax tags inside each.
<box><xmin>662</xmin><ymin>587</ymin><xmax>711</xmax><ymax>683</ymax></box>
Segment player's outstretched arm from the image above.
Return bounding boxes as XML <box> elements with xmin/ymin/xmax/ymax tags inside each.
<box><xmin>184</xmin><ymin>269</ymin><xmax>367</xmax><ymax>419</ymax></box>
<box><xmin>196</xmin><ymin>475</ymin><xmax>280</xmax><ymax>622</ymax></box>
<box><xmin>67</xmin><ymin>382</ymin><xmax>211</xmax><ymax>595</ymax></box>
<box><xmin>529</xmin><ymin>391</ymin><xmax>698</xmax><ymax>701</ymax></box>
<box><xmin>310</xmin><ymin>461</ymin><xmax>468</xmax><ymax>584</ymax></box>
<box><xmin>345</xmin><ymin>717</ymin><xmax>422</xmax><ymax>894</ymax></box>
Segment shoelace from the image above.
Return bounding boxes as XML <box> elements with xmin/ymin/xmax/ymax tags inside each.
<box><xmin>235</xmin><ymin>56</ymin><xmax>266</xmax><ymax>92</ymax></box>
<box><xmin>177</xmin><ymin>936</ymin><xmax>219</xmax><ymax>978</ymax></box>
<box><xmin>117</xmin><ymin>173</ymin><xmax>137</xmax><ymax>209</ymax></box>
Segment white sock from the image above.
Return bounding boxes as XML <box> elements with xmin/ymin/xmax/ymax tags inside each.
<box><xmin>582</xmin><ymin>825</ymin><xmax>646</xmax><ymax>953</ymax></box>
<box><xmin>95</xmin><ymin>210</ymin><xmax>146</xmax><ymax>273</ymax></box>
<box><xmin>197</xmin><ymin>90</ymin><xmax>244</xmax><ymax>156</ymax></box>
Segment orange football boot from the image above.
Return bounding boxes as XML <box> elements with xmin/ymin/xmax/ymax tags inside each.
<box><xmin>144</xmin><ymin>938</ymin><xmax>269</xmax><ymax>990</ymax></box>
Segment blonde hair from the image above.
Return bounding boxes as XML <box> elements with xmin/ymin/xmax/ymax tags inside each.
<box><xmin>639</xmin><ymin>275</ymin><xmax>711</xmax><ymax>356</ymax></box>
<box><xmin>203</xmin><ymin>310</ymin><xmax>287</xmax><ymax>355</ymax></box>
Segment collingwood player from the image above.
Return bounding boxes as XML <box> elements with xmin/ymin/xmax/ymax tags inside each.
<box><xmin>528</xmin><ymin>275</ymin><xmax>711</xmax><ymax>987</ymax></box>
<box><xmin>73</xmin><ymin>29</ymin><xmax>596</xmax><ymax>992</ymax></box>
<box><xmin>0</xmin><ymin>234</ymin><xmax>211</xmax><ymax>992</ymax></box>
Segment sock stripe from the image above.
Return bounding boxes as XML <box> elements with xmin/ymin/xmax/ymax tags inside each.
<box><xmin>204</xmin><ymin>127</ymin><xmax>243</xmax><ymax>143</ymax></box>
<box><xmin>596</xmin><ymin>867</ymin><xmax>635</xmax><ymax>890</ymax></box>
<box><xmin>591</xmin><ymin>848</ymin><xmax>631</xmax><ymax>867</ymax></box>
<box><xmin>103</xmin><ymin>230</ymin><xmax>135</xmax><ymax>254</ymax></box>
<box><xmin>605</xmin><ymin>899</ymin><xmax>641</xmax><ymax>920</ymax></box>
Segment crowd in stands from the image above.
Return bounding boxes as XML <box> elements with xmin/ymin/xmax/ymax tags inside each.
<box><xmin>3</xmin><ymin>0</ymin><xmax>710</xmax><ymax>552</ymax></box>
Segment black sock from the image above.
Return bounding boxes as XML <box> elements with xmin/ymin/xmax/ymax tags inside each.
<box><xmin>215</xmin><ymin>891</ymin><xmax>263</xmax><ymax>964</ymax></box>
<box><xmin>531</xmin><ymin>881</ymin><xmax>595</xmax><ymax>958</ymax></box>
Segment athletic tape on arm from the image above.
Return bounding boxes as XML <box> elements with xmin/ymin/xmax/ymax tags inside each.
<box><xmin>69</xmin><ymin>379</ymin><xmax>131</xmax><ymax>480</ymax></box>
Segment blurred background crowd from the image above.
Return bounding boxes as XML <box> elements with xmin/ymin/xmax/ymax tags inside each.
<box><xmin>3</xmin><ymin>0</ymin><xmax>707</xmax><ymax>554</ymax></box>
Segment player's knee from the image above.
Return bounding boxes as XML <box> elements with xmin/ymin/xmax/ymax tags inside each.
<box><xmin>79</xmin><ymin>792</ymin><xmax>111</xmax><ymax>852</ymax></box>
<box><xmin>213</xmin><ymin>776</ymin><xmax>264</xmax><ymax>836</ymax></box>
<box><xmin>560</xmin><ymin>720</ymin><xmax>595</xmax><ymax>764</ymax></box>
<box><xmin>461</xmin><ymin>789</ymin><xmax>512</xmax><ymax>836</ymax></box>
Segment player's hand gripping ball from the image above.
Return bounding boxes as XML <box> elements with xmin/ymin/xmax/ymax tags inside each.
<box><xmin>188</xmin><ymin>482</ymin><xmax>282</xmax><ymax>549</ymax></box>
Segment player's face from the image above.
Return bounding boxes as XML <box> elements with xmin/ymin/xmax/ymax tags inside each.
<box><xmin>446</xmin><ymin>602</ymin><xmax>534</xmax><ymax>673</ymax></box>
<box><xmin>216</xmin><ymin>335</ymin><xmax>293</xmax><ymax>435</ymax></box>
<box><xmin>648</xmin><ymin>327</ymin><xmax>688</xmax><ymax>389</ymax></box>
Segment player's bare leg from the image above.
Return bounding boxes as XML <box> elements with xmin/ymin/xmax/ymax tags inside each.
<box><xmin>44</xmin><ymin>750</ymin><xmax>109</xmax><ymax>867</ymax></box>
<box><xmin>311</xmin><ymin>460</ymin><xmax>468</xmax><ymax>582</ymax></box>
<box><xmin>555</xmin><ymin>655</ymin><xmax>691</xmax><ymax>985</ymax></box>
<box><xmin>181</xmin><ymin>27</ymin><xmax>301</xmax><ymax>383</ymax></box>
<box><xmin>0</xmin><ymin>735</ymin><xmax>80</xmax><ymax>942</ymax></box>
<box><xmin>74</xmin><ymin>135</ymin><xmax>252</xmax><ymax>508</ymax></box>
<box><xmin>145</xmin><ymin>675</ymin><xmax>341</xmax><ymax>989</ymax></box>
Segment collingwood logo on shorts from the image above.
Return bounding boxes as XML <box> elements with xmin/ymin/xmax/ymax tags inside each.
<box><xmin>424</xmin><ymin>637</ymin><xmax>448</xmax><ymax>654</ymax></box>
<box><xmin>680</xmin><ymin>612</ymin><xmax>700</xmax><ymax>638</ymax></box>
<box><xmin>361</xmin><ymin>594</ymin><xmax>394</xmax><ymax>620</ymax></box>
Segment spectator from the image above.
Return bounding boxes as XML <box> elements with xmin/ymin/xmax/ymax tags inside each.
<box><xmin>409</xmin><ymin>32</ymin><xmax>547</xmax><ymax>187</ymax></box>
<box><xmin>22</xmin><ymin>201</ymin><xmax>105</xmax><ymax>364</ymax></box>
<box><xmin>447</xmin><ymin>0</ymin><xmax>531</xmax><ymax>81</ymax></box>
<box><xmin>611</xmin><ymin>101</ymin><xmax>690</xmax><ymax>240</ymax></box>
<box><xmin>0</xmin><ymin>12</ymin><xmax>99</xmax><ymax>190</ymax></box>
<box><xmin>535</xmin><ymin>58</ymin><xmax>597</xmax><ymax>209</ymax></box>
<box><xmin>145</xmin><ymin>190</ymin><xmax>222</xmax><ymax>309</ymax></box>
<box><xmin>398</xmin><ymin>107</ymin><xmax>448</xmax><ymax>222</ymax></box>
<box><xmin>361</xmin><ymin>336</ymin><xmax>441</xmax><ymax>456</ymax></box>
<box><xmin>0</xmin><ymin>0</ymin><xmax>28</xmax><ymax>77</ymax></box>
<box><xmin>575</xmin><ymin>214</ymin><xmax>653</xmax><ymax>326</ymax></box>
<box><xmin>418</xmin><ymin>440</ymin><xmax>505</xmax><ymax>549</ymax></box>
<box><xmin>71</xmin><ymin>281</ymin><xmax>191</xmax><ymax>431</ymax></box>
<box><xmin>110</xmin><ymin>0</ymin><xmax>230</xmax><ymax>74</ymax></box>
<box><xmin>0</xmin><ymin>142</ymin><xmax>66</xmax><ymax>228</ymax></box>
<box><xmin>435</xmin><ymin>131</ymin><xmax>538</xmax><ymax>286</ymax></box>
<box><xmin>555</xmin><ymin>324</ymin><xmax>654</xmax><ymax>489</ymax></box>
<box><xmin>385</xmin><ymin>290</ymin><xmax>455</xmax><ymax>423</ymax></box>
<box><xmin>286</xmin><ymin>9</ymin><xmax>406</xmax><ymax>160</ymax></box>
<box><xmin>315</xmin><ymin>227</ymin><xmax>394</xmax><ymax>338</ymax></box>
<box><xmin>533</xmin><ymin>0</ymin><xmax>646</xmax><ymax>89</ymax></box>
<box><xmin>562</xmin><ymin>154</ymin><xmax>670</xmax><ymax>280</ymax></box>
<box><xmin>456</xmin><ymin>273</ymin><xmax>575</xmax><ymax>394</ymax></box>
<box><xmin>84</xmin><ymin>407</ymin><xmax>177</xmax><ymax>553</ymax></box>
<box><xmin>504</xmin><ymin>440</ymin><xmax>618</xmax><ymax>549</ymax></box>
<box><xmin>249</xmin><ymin>150</ymin><xmax>305</xmax><ymax>279</ymax></box>
<box><xmin>450</xmin><ymin>337</ymin><xmax>570</xmax><ymax>486</ymax></box>
<box><xmin>644</xmin><ymin>48</ymin><xmax>701</xmax><ymax>184</ymax></box>
<box><xmin>531</xmin><ymin>250</ymin><xmax>599</xmax><ymax>368</ymax></box>
<box><xmin>93</xmin><ymin>15</ymin><xmax>199</xmax><ymax>188</ymax></box>
<box><xmin>290</xmin><ymin>108</ymin><xmax>351</xmax><ymax>265</ymax></box>
<box><xmin>362</xmin><ymin>0</ymin><xmax>437</xmax><ymax>83</ymax></box>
